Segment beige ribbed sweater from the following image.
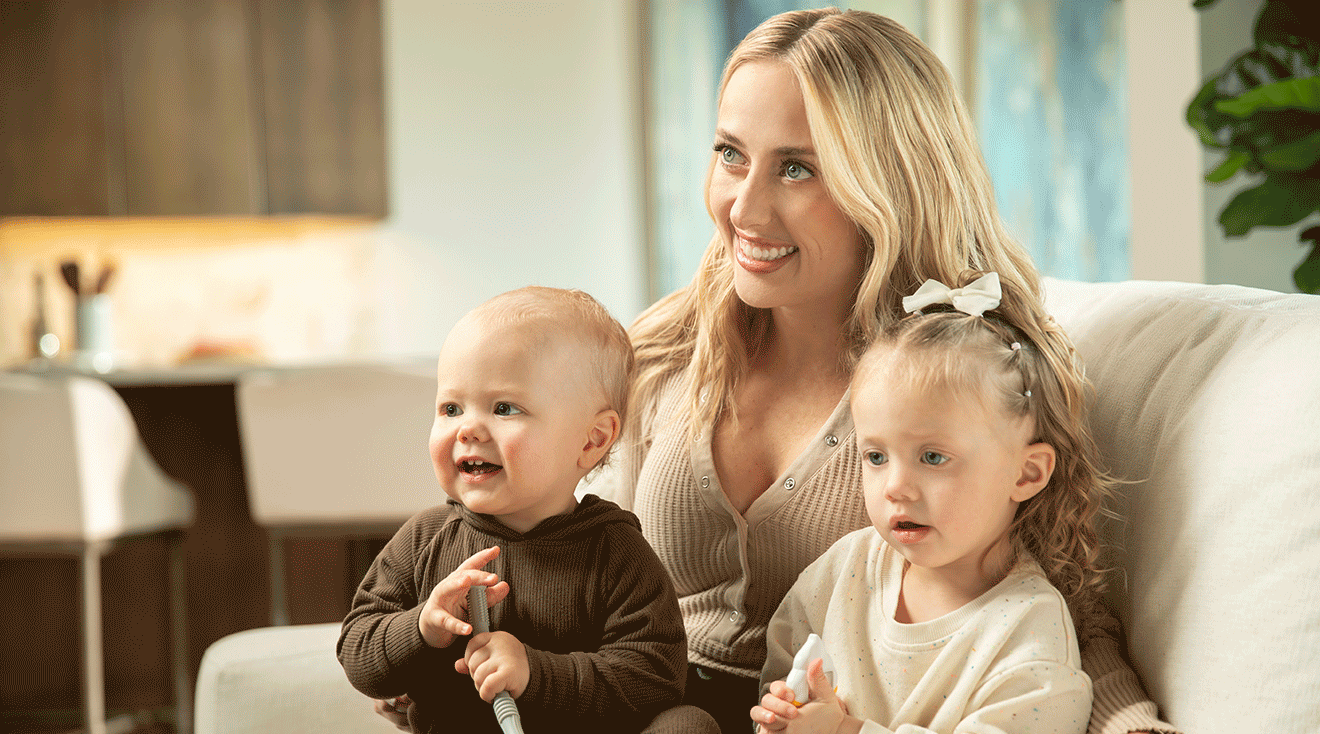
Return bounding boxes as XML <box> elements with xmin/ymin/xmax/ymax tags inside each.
<box><xmin>612</xmin><ymin>375</ymin><xmax>1179</xmax><ymax>734</ymax></box>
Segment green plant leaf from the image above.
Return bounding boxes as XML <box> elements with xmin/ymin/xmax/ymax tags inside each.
<box><xmin>1214</xmin><ymin>77</ymin><xmax>1320</xmax><ymax>117</ymax></box>
<box><xmin>1293</xmin><ymin>233</ymin><xmax>1320</xmax><ymax>294</ymax></box>
<box><xmin>1259</xmin><ymin>129</ymin><xmax>1320</xmax><ymax>170</ymax></box>
<box><xmin>1187</xmin><ymin>79</ymin><xmax>1231</xmax><ymax>148</ymax></box>
<box><xmin>1206</xmin><ymin>150</ymin><xmax>1251</xmax><ymax>181</ymax></box>
<box><xmin>1219</xmin><ymin>174</ymin><xmax>1320</xmax><ymax>236</ymax></box>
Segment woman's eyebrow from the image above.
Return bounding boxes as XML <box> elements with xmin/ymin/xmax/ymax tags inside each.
<box><xmin>715</xmin><ymin>129</ymin><xmax>817</xmax><ymax>158</ymax></box>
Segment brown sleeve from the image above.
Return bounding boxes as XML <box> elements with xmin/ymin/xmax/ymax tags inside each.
<box><xmin>337</xmin><ymin>508</ymin><xmax>460</xmax><ymax>698</ymax></box>
<box><xmin>1079</xmin><ymin>597</ymin><xmax>1182</xmax><ymax>734</ymax></box>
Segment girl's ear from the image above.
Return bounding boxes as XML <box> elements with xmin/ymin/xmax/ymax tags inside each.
<box><xmin>578</xmin><ymin>409</ymin><xmax>622</xmax><ymax>470</ymax></box>
<box><xmin>1012</xmin><ymin>442</ymin><xmax>1056</xmax><ymax>502</ymax></box>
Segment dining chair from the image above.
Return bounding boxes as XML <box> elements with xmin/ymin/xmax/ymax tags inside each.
<box><xmin>234</xmin><ymin>362</ymin><xmax>439</xmax><ymax>626</ymax></box>
<box><xmin>0</xmin><ymin>372</ymin><xmax>196</xmax><ymax>734</ymax></box>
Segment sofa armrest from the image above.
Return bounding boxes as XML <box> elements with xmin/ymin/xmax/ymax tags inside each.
<box><xmin>195</xmin><ymin>623</ymin><xmax>396</xmax><ymax>734</ymax></box>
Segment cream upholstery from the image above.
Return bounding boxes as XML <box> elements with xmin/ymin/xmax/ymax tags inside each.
<box><xmin>194</xmin><ymin>623</ymin><xmax>394</xmax><ymax>734</ymax></box>
<box><xmin>196</xmin><ymin>280</ymin><xmax>1320</xmax><ymax>733</ymax></box>
<box><xmin>1043</xmin><ymin>278</ymin><xmax>1320</xmax><ymax>732</ymax></box>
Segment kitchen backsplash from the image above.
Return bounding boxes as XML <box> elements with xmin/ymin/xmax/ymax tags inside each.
<box><xmin>0</xmin><ymin>218</ymin><xmax>456</xmax><ymax>369</ymax></box>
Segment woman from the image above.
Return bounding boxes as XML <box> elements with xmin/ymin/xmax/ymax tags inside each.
<box><xmin>379</xmin><ymin>8</ymin><xmax>1174</xmax><ymax>734</ymax></box>
<box><xmin>616</xmin><ymin>8</ymin><xmax>1174</xmax><ymax>734</ymax></box>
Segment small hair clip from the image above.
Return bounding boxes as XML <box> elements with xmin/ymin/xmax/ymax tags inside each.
<box><xmin>1023</xmin><ymin>389</ymin><xmax>1032</xmax><ymax>398</ymax></box>
<box><xmin>1010</xmin><ymin>342</ymin><xmax>1021</xmax><ymax>351</ymax></box>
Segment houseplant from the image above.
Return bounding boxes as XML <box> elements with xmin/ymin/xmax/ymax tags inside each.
<box><xmin>1186</xmin><ymin>0</ymin><xmax>1320</xmax><ymax>292</ymax></box>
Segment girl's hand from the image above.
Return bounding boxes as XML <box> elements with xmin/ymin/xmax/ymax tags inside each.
<box><xmin>751</xmin><ymin>677</ymin><xmax>799</xmax><ymax>731</ymax></box>
<box><xmin>456</xmin><ymin>631</ymin><xmax>530</xmax><ymax>701</ymax></box>
<box><xmin>418</xmin><ymin>546</ymin><xmax>510</xmax><ymax>648</ymax></box>
<box><xmin>754</xmin><ymin>659</ymin><xmax>861</xmax><ymax>734</ymax></box>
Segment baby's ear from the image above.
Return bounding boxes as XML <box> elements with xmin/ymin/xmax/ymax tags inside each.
<box><xmin>578</xmin><ymin>409</ymin><xmax>622</xmax><ymax>470</ymax></box>
<box><xmin>1012</xmin><ymin>442</ymin><xmax>1055</xmax><ymax>502</ymax></box>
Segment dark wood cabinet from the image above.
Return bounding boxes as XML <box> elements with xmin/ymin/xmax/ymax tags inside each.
<box><xmin>254</xmin><ymin>0</ymin><xmax>388</xmax><ymax>216</ymax></box>
<box><xmin>0</xmin><ymin>0</ymin><xmax>386</xmax><ymax>218</ymax></box>
<box><xmin>0</xmin><ymin>1</ymin><xmax>118</xmax><ymax>216</ymax></box>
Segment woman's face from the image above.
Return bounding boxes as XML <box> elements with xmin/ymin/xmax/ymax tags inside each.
<box><xmin>709</xmin><ymin>60</ymin><xmax>866</xmax><ymax>323</ymax></box>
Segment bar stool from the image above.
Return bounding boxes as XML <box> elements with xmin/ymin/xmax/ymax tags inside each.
<box><xmin>235</xmin><ymin>362</ymin><xmax>438</xmax><ymax>626</ymax></box>
<box><xmin>0</xmin><ymin>372</ymin><xmax>196</xmax><ymax>734</ymax></box>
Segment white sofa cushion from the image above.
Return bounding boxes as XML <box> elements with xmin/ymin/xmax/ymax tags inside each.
<box><xmin>1044</xmin><ymin>278</ymin><xmax>1320</xmax><ymax>733</ymax></box>
<box><xmin>194</xmin><ymin>623</ymin><xmax>397</xmax><ymax>734</ymax></box>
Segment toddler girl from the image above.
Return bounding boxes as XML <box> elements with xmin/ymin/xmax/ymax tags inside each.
<box><xmin>753</xmin><ymin>272</ymin><xmax>1112</xmax><ymax>734</ymax></box>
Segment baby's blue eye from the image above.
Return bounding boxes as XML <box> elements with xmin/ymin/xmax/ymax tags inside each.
<box><xmin>783</xmin><ymin>161</ymin><xmax>814</xmax><ymax>180</ymax></box>
<box><xmin>442</xmin><ymin>403</ymin><xmax>462</xmax><ymax>417</ymax></box>
<box><xmin>864</xmin><ymin>451</ymin><xmax>887</xmax><ymax>466</ymax></box>
<box><xmin>493</xmin><ymin>402</ymin><xmax>523</xmax><ymax>417</ymax></box>
<box><xmin>922</xmin><ymin>451</ymin><xmax>948</xmax><ymax>466</ymax></box>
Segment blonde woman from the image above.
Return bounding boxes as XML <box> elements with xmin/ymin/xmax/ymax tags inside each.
<box><xmin>617</xmin><ymin>8</ymin><xmax>1175</xmax><ymax>734</ymax></box>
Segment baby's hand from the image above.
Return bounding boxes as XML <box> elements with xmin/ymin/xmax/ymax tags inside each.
<box><xmin>418</xmin><ymin>546</ymin><xmax>509</xmax><ymax>648</ymax></box>
<box><xmin>456</xmin><ymin>631</ymin><xmax>529</xmax><ymax>702</ymax></box>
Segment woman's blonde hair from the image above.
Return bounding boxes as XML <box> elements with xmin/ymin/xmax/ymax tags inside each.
<box><xmin>852</xmin><ymin>273</ymin><xmax>1114</xmax><ymax>628</ymax></box>
<box><xmin>630</xmin><ymin>7</ymin><xmax>1040</xmax><ymax>436</ymax></box>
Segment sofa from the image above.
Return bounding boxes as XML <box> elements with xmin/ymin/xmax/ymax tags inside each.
<box><xmin>193</xmin><ymin>278</ymin><xmax>1320</xmax><ymax>734</ymax></box>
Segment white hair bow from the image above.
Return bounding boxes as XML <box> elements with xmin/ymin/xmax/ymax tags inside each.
<box><xmin>901</xmin><ymin>272</ymin><xmax>1002</xmax><ymax>317</ymax></box>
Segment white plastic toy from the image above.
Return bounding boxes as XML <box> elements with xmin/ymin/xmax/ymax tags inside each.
<box><xmin>784</xmin><ymin>633</ymin><xmax>836</xmax><ymax>707</ymax></box>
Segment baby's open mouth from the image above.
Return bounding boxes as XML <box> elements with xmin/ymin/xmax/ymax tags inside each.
<box><xmin>459</xmin><ymin>460</ymin><xmax>502</xmax><ymax>475</ymax></box>
<box><xmin>894</xmin><ymin>520</ymin><xmax>927</xmax><ymax>530</ymax></box>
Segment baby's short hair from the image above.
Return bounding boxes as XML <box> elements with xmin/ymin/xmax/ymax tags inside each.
<box><xmin>470</xmin><ymin>286</ymin><xmax>635</xmax><ymax>425</ymax></box>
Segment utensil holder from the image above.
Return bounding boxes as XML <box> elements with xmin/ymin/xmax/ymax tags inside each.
<box><xmin>76</xmin><ymin>294</ymin><xmax>115</xmax><ymax>371</ymax></box>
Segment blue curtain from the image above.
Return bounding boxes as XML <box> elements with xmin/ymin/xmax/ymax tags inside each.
<box><xmin>975</xmin><ymin>0</ymin><xmax>1130</xmax><ymax>281</ymax></box>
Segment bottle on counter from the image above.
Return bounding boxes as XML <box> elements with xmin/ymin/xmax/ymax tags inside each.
<box><xmin>30</xmin><ymin>273</ymin><xmax>60</xmax><ymax>361</ymax></box>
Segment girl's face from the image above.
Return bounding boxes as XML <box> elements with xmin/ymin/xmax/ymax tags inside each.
<box><xmin>852</xmin><ymin>352</ymin><xmax>1054</xmax><ymax>594</ymax></box>
<box><xmin>708</xmin><ymin>60</ymin><xmax>866</xmax><ymax>324</ymax></box>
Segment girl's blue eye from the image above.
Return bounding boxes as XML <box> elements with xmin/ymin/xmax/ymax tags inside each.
<box><xmin>864</xmin><ymin>451</ymin><xmax>887</xmax><ymax>466</ymax></box>
<box><xmin>783</xmin><ymin>161</ymin><xmax>814</xmax><ymax>180</ymax></box>
<box><xmin>493</xmin><ymin>402</ymin><xmax>523</xmax><ymax>417</ymax></box>
<box><xmin>442</xmin><ymin>403</ymin><xmax>462</xmax><ymax>417</ymax></box>
<box><xmin>922</xmin><ymin>451</ymin><xmax>948</xmax><ymax>466</ymax></box>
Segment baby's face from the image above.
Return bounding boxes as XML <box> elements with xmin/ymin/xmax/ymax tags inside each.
<box><xmin>428</xmin><ymin>315</ymin><xmax>604</xmax><ymax>532</ymax></box>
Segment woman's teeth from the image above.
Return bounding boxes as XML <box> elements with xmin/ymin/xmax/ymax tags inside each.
<box><xmin>744</xmin><ymin>244</ymin><xmax>798</xmax><ymax>261</ymax></box>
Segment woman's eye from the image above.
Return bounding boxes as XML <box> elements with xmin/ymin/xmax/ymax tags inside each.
<box><xmin>864</xmin><ymin>451</ymin><xmax>887</xmax><ymax>466</ymax></box>
<box><xmin>442</xmin><ymin>403</ymin><xmax>462</xmax><ymax>417</ymax></box>
<box><xmin>715</xmin><ymin>144</ymin><xmax>745</xmax><ymax>166</ymax></box>
<box><xmin>922</xmin><ymin>451</ymin><xmax>948</xmax><ymax>466</ymax></box>
<box><xmin>783</xmin><ymin>161</ymin><xmax>814</xmax><ymax>180</ymax></box>
<box><xmin>493</xmin><ymin>402</ymin><xmax>523</xmax><ymax>417</ymax></box>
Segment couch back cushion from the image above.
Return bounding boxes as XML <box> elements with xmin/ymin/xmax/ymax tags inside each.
<box><xmin>1044</xmin><ymin>278</ymin><xmax>1320</xmax><ymax>733</ymax></box>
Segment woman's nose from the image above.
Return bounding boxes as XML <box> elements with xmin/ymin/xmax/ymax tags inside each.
<box><xmin>730</xmin><ymin>170</ymin><xmax>772</xmax><ymax>229</ymax></box>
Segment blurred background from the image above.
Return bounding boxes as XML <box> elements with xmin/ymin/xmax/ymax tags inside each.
<box><xmin>0</xmin><ymin>0</ymin><xmax>1302</xmax><ymax>373</ymax></box>
<box><xmin>0</xmin><ymin>0</ymin><xmax>1299</xmax><ymax>732</ymax></box>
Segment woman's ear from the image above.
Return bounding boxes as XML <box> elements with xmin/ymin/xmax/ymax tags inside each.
<box><xmin>578</xmin><ymin>409</ymin><xmax>622</xmax><ymax>470</ymax></box>
<box><xmin>1012</xmin><ymin>442</ymin><xmax>1056</xmax><ymax>502</ymax></box>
